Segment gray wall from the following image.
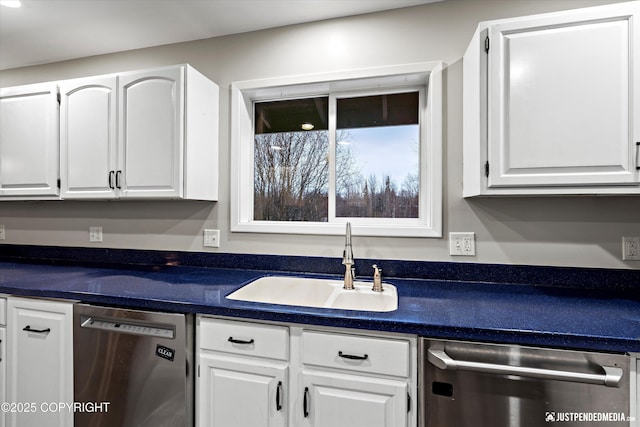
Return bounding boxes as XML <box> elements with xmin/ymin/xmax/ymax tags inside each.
<box><xmin>1</xmin><ymin>0</ymin><xmax>638</xmax><ymax>270</ymax></box>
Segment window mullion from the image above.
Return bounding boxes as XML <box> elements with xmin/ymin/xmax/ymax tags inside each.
<box><xmin>328</xmin><ymin>93</ymin><xmax>337</xmax><ymax>223</ymax></box>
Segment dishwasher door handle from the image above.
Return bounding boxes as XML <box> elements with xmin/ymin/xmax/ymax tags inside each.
<box><xmin>427</xmin><ymin>349</ymin><xmax>623</xmax><ymax>388</ymax></box>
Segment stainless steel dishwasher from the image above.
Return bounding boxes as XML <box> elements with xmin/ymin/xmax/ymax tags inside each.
<box><xmin>74</xmin><ymin>304</ymin><xmax>194</xmax><ymax>427</ymax></box>
<box><xmin>419</xmin><ymin>338</ymin><xmax>630</xmax><ymax>427</ymax></box>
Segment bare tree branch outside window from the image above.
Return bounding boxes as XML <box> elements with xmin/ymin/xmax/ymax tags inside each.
<box><xmin>254</xmin><ymin>130</ymin><xmax>329</xmax><ymax>221</ymax></box>
<box><xmin>253</xmin><ymin>92</ymin><xmax>420</xmax><ymax>222</ymax></box>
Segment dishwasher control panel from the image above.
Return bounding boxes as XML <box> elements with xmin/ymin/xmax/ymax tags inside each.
<box><xmin>79</xmin><ymin>316</ymin><xmax>175</xmax><ymax>339</ymax></box>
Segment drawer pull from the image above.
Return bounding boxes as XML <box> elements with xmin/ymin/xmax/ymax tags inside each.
<box><xmin>228</xmin><ymin>337</ymin><xmax>254</xmax><ymax>345</ymax></box>
<box><xmin>303</xmin><ymin>387</ymin><xmax>310</xmax><ymax>418</ymax></box>
<box><xmin>276</xmin><ymin>381</ymin><xmax>283</xmax><ymax>411</ymax></box>
<box><xmin>338</xmin><ymin>351</ymin><xmax>368</xmax><ymax>361</ymax></box>
<box><xmin>23</xmin><ymin>325</ymin><xmax>51</xmax><ymax>334</ymax></box>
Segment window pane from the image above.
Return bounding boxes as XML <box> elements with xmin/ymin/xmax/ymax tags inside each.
<box><xmin>336</xmin><ymin>92</ymin><xmax>420</xmax><ymax>218</ymax></box>
<box><xmin>254</xmin><ymin>98</ymin><xmax>329</xmax><ymax>222</ymax></box>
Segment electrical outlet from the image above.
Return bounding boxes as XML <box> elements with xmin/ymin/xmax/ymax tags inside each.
<box><xmin>0</xmin><ymin>224</ymin><xmax>5</xmax><ymax>240</ymax></box>
<box><xmin>449</xmin><ymin>232</ymin><xmax>476</xmax><ymax>256</ymax></box>
<box><xmin>204</xmin><ymin>229</ymin><xmax>220</xmax><ymax>248</ymax></box>
<box><xmin>622</xmin><ymin>236</ymin><xmax>640</xmax><ymax>261</ymax></box>
<box><xmin>89</xmin><ymin>226</ymin><xmax>103</xmax><ymax>242</ymax></box>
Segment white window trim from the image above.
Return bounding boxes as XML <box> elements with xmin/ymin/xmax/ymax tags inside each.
<box><xmin>230</xmin><ymin>62</ymin><xmax>444</xmax><ymax>237</ymax></box>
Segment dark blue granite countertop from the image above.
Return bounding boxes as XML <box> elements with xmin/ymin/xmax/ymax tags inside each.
<box><xmin>0</xmin><ymin>260</ymin><xmax>638</xmax><ymax>353</ymax></box>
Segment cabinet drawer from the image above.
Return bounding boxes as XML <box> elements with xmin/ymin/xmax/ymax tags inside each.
<box><xmin>0</xmin><ymin>298</ymin><xmax>5</xmax><ymax>325</ymax></box>
<box><xmin>302</xmin><ymin>330</ymin><xmax>410</xmax><ymax>377</ymax></box>
<box><xmin>199</xmin><ymin>318</ymin><xmax>289</xmax><ymax>361</ymax></box>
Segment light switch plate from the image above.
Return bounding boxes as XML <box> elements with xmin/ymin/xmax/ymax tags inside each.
<box><xmin>449</xmin><ymin>232</ymin><xmax>476</xmax><ymax>256</ymax></box>
<box><xmin>204</xmin><ymin>229</ymin><xmax>220</xmax><ymax>248</ymax></box>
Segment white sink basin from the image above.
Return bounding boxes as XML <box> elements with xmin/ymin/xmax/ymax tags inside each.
<box><xmin>226</xmin><ymin>276</ymin><xmax>398</xmax><ymax>312</ymax></box>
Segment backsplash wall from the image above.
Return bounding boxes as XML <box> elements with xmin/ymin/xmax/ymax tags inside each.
<box><xmin>1</xmin><ymin>0</ymin><xmax>638</xmax><ymax>270</ymax></box>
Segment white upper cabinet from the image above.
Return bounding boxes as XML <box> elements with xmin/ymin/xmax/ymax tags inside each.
<box><xmin>60</xmin><ymin>75</ymin><xmax>117</xmax><ymax>198</ymax></box>
<box><xmin>0</xmin><ymin>82</ymin><xmax>60</xmax><ymax>199</ymax></box>
<box><xmin>463</xmin><ymin>1</ymin><xmax>640</xmax><ymax>196</ymax></box>
<box><xmin>60</xmin><ymin>64</ymin><xmax>219</xmax><ymax>200</ymax></box>
<box><xmin>119</xmin><ymin>67</ymin><xmax>186</xmax><ymax>199</ymax></box>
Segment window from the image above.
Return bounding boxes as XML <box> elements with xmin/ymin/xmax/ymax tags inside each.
<box><xmin>231</xmin><ymin>62</ymin><xmax>443</xmax><ymax>237</ymax></box>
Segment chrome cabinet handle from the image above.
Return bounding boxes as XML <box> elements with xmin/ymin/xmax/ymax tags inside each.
<box><xmin>276</xmin><ymin>381</ymin><xmax>283</xmax><ymax>411</ymax></box>
<box><xmin>428</xmin><ymin>349</ymin><xmax>623</xmax><ymax>388</ymax></box>
<box><xmin>115</xmin><ymin>170</ymin><xmax>122</xmax><ymax>189</ymax></box>
<box><xmin>23</xmin><ymin>325</ymin><xmax>51</xmax><ymax>334</ymax></box>
<box><xmin>636</xmin><ymin>141</ymin><xmax>639</xmax><ymax>171</ymax></box>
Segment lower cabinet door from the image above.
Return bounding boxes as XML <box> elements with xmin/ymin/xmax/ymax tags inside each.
<box><xmin>6</xmin><ymin>297</ymin><xmax>73</xmax><ymax>427</ymax></box>
<box><xmin>198</xmin><ymin>353</ymin><xmax>288</xmax><ymax>427</ymax></box>
<box><xmin>301</xmin><ymin>370</ymin><xmax>408</xmax><ymax>427</ymax></box>
<box><xmin>0</xmin><ymin>327</ymin><xmax>5</xmax><ymax>427</ymax></box>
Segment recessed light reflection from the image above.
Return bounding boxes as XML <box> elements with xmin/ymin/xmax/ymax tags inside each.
<box><xmin>301</xmin><ymin>123</ymin><xmax>314</xmax><ymax>131</ymax></box>
<box><xmin>0</xmin><ymin>0</ymin><xmax>22</xmax><ymax>8</ymax></box>
<box><xmin>270</xmin><ymin>145</ymin><xmax>282</xmax><ymax>151</ymax></box>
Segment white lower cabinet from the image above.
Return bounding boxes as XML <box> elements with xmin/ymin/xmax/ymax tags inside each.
<box><xmin>301</xmin><ymin>371</ymin><xmax>407</xmax><ymax>427</ymax></box>
<box><xmin>199</xmin><ymin>354</ymin><xmax>288</xmax><ymax>427</ymax></box>
<box><xmin>632</xmin><ymin>353</ymin><xmax>639</xmax><ymax>427</ymax></box>
<box><xmin>300</xmin><ymin>330</ymin><xmax>411</xmax><ymax>427</ymax></box>
<box><xmin>197</xmin><ymin>317</ymin><xmax>289</xmax><ymax>427</ymax></box>
<box><xmin>6</xmin><ymin>297</ymin><xmax>73</xmax><ymax>427</ymax></box>
<box><xmin>196</xmin><ymin>316</ymin><xmax>417</xmax><ymax>427</ymax></box>
<box><xmin>0</xmin><ymin>298</ymin><xmax>6</xmax><ymax>427</ymax></box>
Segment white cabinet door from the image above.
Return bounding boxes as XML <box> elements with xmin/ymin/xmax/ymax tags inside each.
<box><xmin>60</xmin><ymin>75</ymin><xmax>118</xmax><ymax>198</ymax></box>
<box><xmin>301</xmin><ymin>371</ymin><xmax>408</xmax><ymax>427</ymax></box>
<box><xmin>0</xmin><ymin>327</ymin><xmax>6</xmax><ymax>427</ymax></box>
<box><xmin>486</xmin><ymin>2</ymin><xmax>639</xmax><ymax>188</ymax></box>
<box><xmin>119</xmin><ymin>67</ymin><xmax>184</xmax><ymax>198</ymax></box>
<box><xmin>0</xmin><ymin>83</ymin><xmax>59</xmax><ymax>198</ymax></box>
<box><xmin>6</xmin><ymin>297</ymin><xmax>73</xmax><ymax>427</ymax></box>
<box><xmin>198</xmin><ymin>353</ymin><xmax>287</xmax><ymax>427</ymax></box>
<box><xmin>463</xmin><ymin>2</ymin><xmax>640</xmax><ymax>196</ymax></box>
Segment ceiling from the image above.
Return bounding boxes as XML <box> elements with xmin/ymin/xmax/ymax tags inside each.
<box><xmin>0</xmin><ymin>0</ymin><xmax>443</xmax><ymax>71</ymax></box>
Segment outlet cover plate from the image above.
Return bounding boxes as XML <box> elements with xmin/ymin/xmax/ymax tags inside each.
<box><xmin>89</xmin><ymin>226</ymin><xmax>103</xmax><ymax>242</ymax></box>
<box><xmin>204</xmin><ymin>229</ymin><xmax>220</xmax><ymax>248</ymax></box>
<box><xmin>449</xmin><ymin>232</ymin><xmax>476</xmax><ymax>256</ymax></box>
<box><xmin>622</xmin><ymin>236</ymin><xmax>640</xmax><ymax>261</ymax></box>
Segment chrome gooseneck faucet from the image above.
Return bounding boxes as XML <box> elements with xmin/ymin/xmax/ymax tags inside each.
<box><xmin>342</xmin><ymin>222</ymin><xmax>355</xmax><ymax>290</ymax></box>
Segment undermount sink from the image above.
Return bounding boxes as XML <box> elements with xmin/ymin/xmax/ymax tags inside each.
<box><xmin>226</xmin><ymin>276</ymin><xmax>398</xmax><ymax>312</ymax></box>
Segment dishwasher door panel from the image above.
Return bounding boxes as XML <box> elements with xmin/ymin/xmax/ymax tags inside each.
<box><xmin>74</xmin><ymin>304</ymin><xmax>193</xmax><ymax>427</ymax></box>
<box><xmin>420</xmin><ymin>339</ymin><xmax>630</xmax><ymax>427</ymax></box>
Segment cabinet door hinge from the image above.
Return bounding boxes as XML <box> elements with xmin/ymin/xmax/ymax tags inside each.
<box><xmin>484</xmin><ymin>161</ymin><xmax>490</xmax><ymax>177</ymax></box>
<box><xmin>484</xmin><ymin>36</ymin><xmax>490</xmax><ymax>53</ymax></box>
